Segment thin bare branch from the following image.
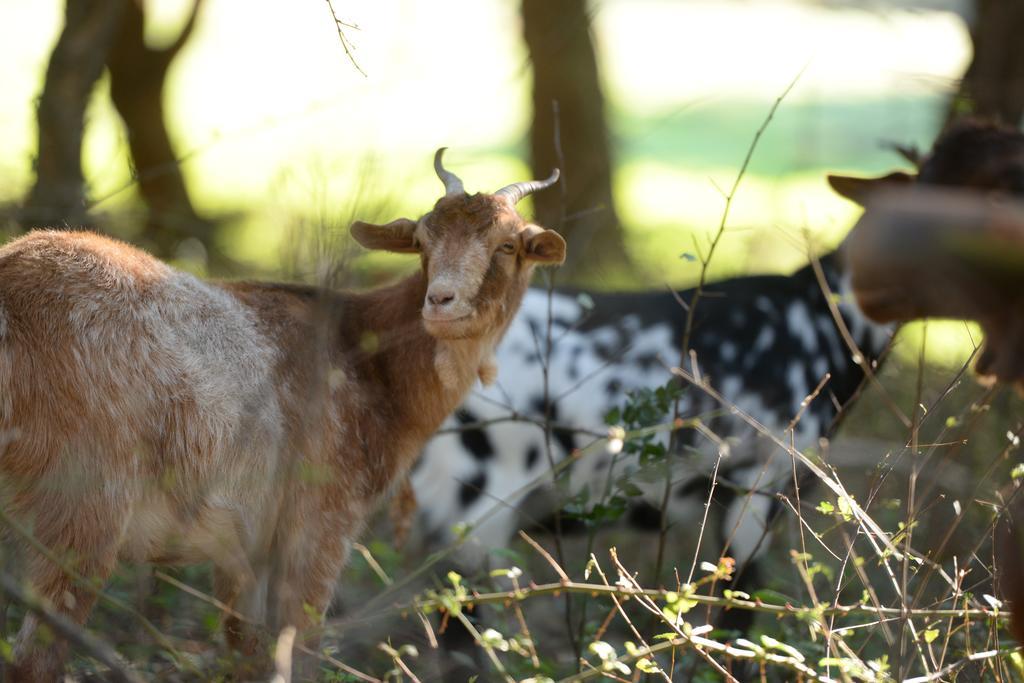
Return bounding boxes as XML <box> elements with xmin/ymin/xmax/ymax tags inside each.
<box><xmin>324</xmin><ymin>0</ymin><xmax>367</xmax><ymax>77</ymax></box>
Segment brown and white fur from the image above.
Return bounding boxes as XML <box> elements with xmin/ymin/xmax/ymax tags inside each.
<box><xmin>830</xmin><ymin>120</ymin><xmax>1024</xmax><ymax>389</ymax></box>
<box><xmin>0</xmin><ymin>149</ymin><xmax>565</xmax><ymax>681</ymax></box>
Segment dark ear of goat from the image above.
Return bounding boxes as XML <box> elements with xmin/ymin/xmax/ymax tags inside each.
<box><xmin>827</xmin><ymin>171</ymin><xmax>914</xmax><ymax>206</ymax></box>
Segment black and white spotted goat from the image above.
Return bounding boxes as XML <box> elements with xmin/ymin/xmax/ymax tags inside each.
<box><xmin>411</xmin><ymin>245</ymin><xmax>892</xmax><ymax>586</ymax></box>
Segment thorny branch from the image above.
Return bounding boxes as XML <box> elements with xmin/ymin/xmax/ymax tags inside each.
<box><xmin>409</xmin><ymin>579</ymin><xmax>1012</xmax><ymax>625</ymax></box>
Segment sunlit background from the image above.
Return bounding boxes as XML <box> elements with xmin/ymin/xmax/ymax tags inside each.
<box><xmin>0</xmin><ymin>0</ymin><xmax>978</xmax><ymax>360</ymax></box>
<box><xmin>8</xmin><ymin>3</ymin><xmax>1024</xmax><ymax>678</ymax></box>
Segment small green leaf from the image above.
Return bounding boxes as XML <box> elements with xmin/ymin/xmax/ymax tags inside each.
<box><xmin>761</xmin><ymin>634</ymin><xmax>804</xmax><ymax>662</ymax></box>
<box><xmin>489</xmin><ymin>566</ymin><xmax>522</xmax><ymax>580</ymax></box>
<box><xmin>636</xmin><ymin>657</ymin><xmax>660</xmax><ymax>673</ymax></box>
<box><xmin>1009</xmin><ymin>651</ymin><xmax>1024</xmax><ymax>675</ymax></box>
<box><xmin>923</xmin><ymin>629</ymin><xmax>939</xmax><ymax>644</ymax></box>
<box><xmin>588</xmin><ymin>641</ymin><xmax>616</xmax><ymax>662</ymax></box>
<box><xmin>608</xmin><ymin>661</ymin><xmax>630</xmax><ymax>675</ymax></box>
<box><xmin>617</xmin><ymin>481</ymin><xmax>643</xmax><ymax>497</ymax></box>
<box><xmin>984</xmin><ymin>594</ymin><xmax>1003</xmax><ymax>611</ymax></box>
<box><xmin>837</xmin><ymin>495</ymin><xmax>854</xmax><ymax>521</ymax></box>
<box><xmin>735</xmin><ymin>638</ymin><xmax>764</xmax><ymax>655</ymax></box>
<box><xmin>481</xmin><ymin>628</ymin><xmax>509</xmax><ymax>652</ymax></box>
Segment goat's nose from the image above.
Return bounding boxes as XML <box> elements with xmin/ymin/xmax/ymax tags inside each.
<box><xmin>428</xmin><ymin>289</ymin><xmax>455</xmax><ymax>306</ymax></box>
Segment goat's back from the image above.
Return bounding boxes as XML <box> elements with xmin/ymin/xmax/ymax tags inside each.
<box><xmin>0</xmin><ymin>231</ymin><xmax>286</xmax><ymax>561</ymax></box>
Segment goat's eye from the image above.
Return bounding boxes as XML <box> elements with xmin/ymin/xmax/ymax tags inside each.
<box><xmin>499</xmin><ymin>241</ymin><xmax>516</xmax><ymax>255</ymax></box>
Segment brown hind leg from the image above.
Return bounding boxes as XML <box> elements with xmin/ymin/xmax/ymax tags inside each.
<box><xmin>9</xmin><ymin>544</ymin><xmax>121</xmax><ymax>681</ymax></box>
<box><xmin>7</xmin><ymin>489</ymin><xmax>126</xmax><ymax>682</ymax></box>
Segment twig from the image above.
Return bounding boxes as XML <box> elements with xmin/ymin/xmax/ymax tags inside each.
<box><xmin>353</xmin><ymin>542</ymin><xmax>393</xmax><ymax>586</ymax></box>
<box><xmin>561</xmin><ymin>621</ymin><xmax>825</xmax><ymax>682</ymax></box>
<box><xmin>378</xmin><ymin>643</ymin><xmax>422</xmax><ymax>683</ymax></box>
<box><xmin>410</xmin><ymin>579</ymin><xmax>1009</xmax><ymax>622</ymax></box>
<box><xmin>809</xmin><ymin>254</ymin><xmax>911</xmax><ymax>429</ymax></box>
<box><xmin>435</xmin><ymin>413</ymin><xmax>605</xmax><ymax>440</ymax></box>
<box><xmin>685</xmin><ymin>450</ymin><xmax>724</xmax><ymax>585</ymax></box>
<box><xmin>588</xmin><ymin>553</ymin><xmax>672</xmax><ymax>683</ymax></box>
<box><xmin>519</xmin><ymin>530</ymin><xmax>570</xmax><ymax>583</ymax></box>
<box><xmin>898</xmin><ymin>325</ymin><xmax>934</xmax><ymax>677</ymax></box>
<box><xmin>904</xmin><ymin>646</ymin><xmax>1023</xmax><ymax>682</ymax></box>
<box><xmin>508</xmin><ymin>572</ymin><xmax>541</xmax><ymax>669</ymax></box>
<box><xmin>453</xmin><ymin>611</ymin><xmax>515</xmax><ymax>683</ymax></box>
<box><xmin>658</xmin><ymin>66</ymin><xmax>804</xmax><ymax>582</ymax></box>
<box><xmin>324</xmin><ymin>0</ymin><xmax>367</xmax><ymax>77</ymax></box>
<box><xmin>542</xmin><ymin>97</ymin><xmax>580</xmax><ymax>666</ymax></box>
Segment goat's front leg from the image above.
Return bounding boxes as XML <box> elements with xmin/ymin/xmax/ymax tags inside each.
<box><xmin>268</xmin><ymin>517</ymin><xmax>353</xmax><ymax>682</ymax></box>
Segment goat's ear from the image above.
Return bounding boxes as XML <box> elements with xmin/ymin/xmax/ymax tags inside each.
<box><xmin>350</xmin><ymin>219</ymin><xmax>419</xmax><ymax>253</ymax></box>
<box><xmin>827</xmin><ymin>171</ymin><xmax>915</xmax><ymax>206</ymax></box>
<box><xmin>522</xmin><ymin>225</ymin><xmax>566</xmax><ymax>265</ymax></box>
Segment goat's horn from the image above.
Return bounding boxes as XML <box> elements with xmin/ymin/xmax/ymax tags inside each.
<box><xmin>434</xmin><ymin>147</ymin><xmax>465</xmax><ymax>197</ymax></box>
<box><xmin>494</xmin><ymin>169</ymin><xmax>561</xmax><ymax>205</ymax></box>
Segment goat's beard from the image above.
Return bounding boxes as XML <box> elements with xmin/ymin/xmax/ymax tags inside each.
<box><xmin>423</xmin><ymin>304</ymin><xmax>503</xmax><ymax>341</ymax></box>
<box><xmin>423</xmin><ymin>314</ymin><xmax>483</xmax><ymax>340</ymax></box>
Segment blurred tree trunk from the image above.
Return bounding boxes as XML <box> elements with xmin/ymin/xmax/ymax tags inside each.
<box><xmin>107</xmin><ymin>0</ymin><xmax>215</xmax><ymax>257</ymax></box>
<box><xmin>21</xmin><ymin>0</ymin><xmax>126</xmax><ymax>229</ymax></box>
<box><xmin>21</xmin><ymin>0</ymin><xmax>215</xmax><ymax>262</ymax></box>
<box><xmin>522</xmin><ymin>0</ymin><xmax>628</xmax><ymax>281</ymax></box>
<box><xmin>947</xmin><ymin>0</ymin><xmax>1024</xmax><ymax>127</ymax></box>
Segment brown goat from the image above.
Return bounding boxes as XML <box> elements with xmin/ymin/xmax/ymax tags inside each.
<box><xmin>0</xmin><ymin>149</ymin><xmax>565</xmax><ymax>680</ymax></box>
<box><xmin>831</xmin><ymin>120</ymin><xmax>1024</xmax><ymax>388</ymax></box>
<box><xmin>831</xmin><ymin>119</ymin><xmax>1024</xmax><ymax>644</ymax></box>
